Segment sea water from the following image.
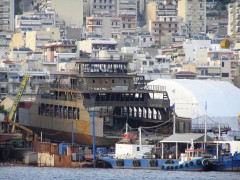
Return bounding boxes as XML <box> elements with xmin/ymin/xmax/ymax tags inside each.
<box><xmin>0</xmin><ymin>166</ymin><xmax>239</xmax><ymax>180</ymax></box>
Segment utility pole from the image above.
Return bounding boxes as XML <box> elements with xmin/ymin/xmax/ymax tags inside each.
<box><xmin>91</xmin><ymin>111</ymin><xmax>96</xmax><ymax>168</ymax></box>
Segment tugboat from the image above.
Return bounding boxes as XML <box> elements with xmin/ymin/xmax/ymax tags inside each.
<box><xmin>208</xmin><ymin>140</ymin><xmax>240</xmax><ymax>171</ymax></box>
<box><xmin>99</xmin><ymin>124</ymin><xmax>212</xmax><ymax>171</ymax></box>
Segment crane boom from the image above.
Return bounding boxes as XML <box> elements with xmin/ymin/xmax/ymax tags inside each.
<box><xmin>8</xmin><ymin>74</ymin><xmax>31</xmax><ymax>133</ymax></box>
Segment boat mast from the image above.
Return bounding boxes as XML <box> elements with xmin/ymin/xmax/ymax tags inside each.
<box><xmin>138</xmin><ymin>126</ymin><xmax>142</xmax><ymax>145</ymax></box>
<box><xmin>125</xmin><ymin>123</ymin><xmax>128</xmax><ymax>134</ymax></box>
<box><xmin>204</xmin><ymin>101</ymin><xmax>207</xmax><ymax>149</ymax></box>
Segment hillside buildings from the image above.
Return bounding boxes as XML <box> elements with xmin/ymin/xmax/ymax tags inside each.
<box><xmin>228</xmin><ymin>1</ymin><xmax>240</xmax><ymax>37</ymax></box>
<box><xmin>0</xmin><ymin>0</ymin><xmax>14</xmax><ymax>32</ymax></box>
<box><xmin>178</xmin><ymin>0</ymin><xmax>206</xmax><ymax>37</ymax></box>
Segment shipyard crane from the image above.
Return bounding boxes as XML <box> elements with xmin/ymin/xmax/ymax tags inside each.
<box><xmin>8</xmin><ymin>74</ymin><xmax>33</xmax><ymax>135</ymax></box>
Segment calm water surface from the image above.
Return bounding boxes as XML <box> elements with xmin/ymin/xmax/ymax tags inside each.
<box><xmin>0</xmin><ymin>166</ymin><xmax>239</xmax><ymax>180</ymax></box>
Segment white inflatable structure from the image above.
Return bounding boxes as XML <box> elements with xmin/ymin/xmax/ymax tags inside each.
<box><xmin>148</xmin><ymin>79</ymin><xmax>240</xmax><ymax>131</ymax></box>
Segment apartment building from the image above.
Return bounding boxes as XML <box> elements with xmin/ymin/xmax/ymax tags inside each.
<box><xmin>9</xmin><ymin>32</ymin><xmax>26</xmax><ymax>51</ymax></box>
<box><xmin>117</xmin><ymin>0</ymin><xmax>137</xmax><ymax>35</ymax></box>
<box><xmin>147</xmin><ymin>0</ymin><xmax>179</xmax><ymax>47</ymax></box>
<box><xmin>15</xmin><ymin>12</ymin><xmax>56</xmax><ymax>32</ymax></box>
<box><xmin>228</xmin><ymin>1</ymin><xmax>240</xmax><ymax>37</ymax></box>
<box><xmin>86</xmin><ymin>16</ymin><xmax>121</xmax><ymax>39</ymax></box>
<box><xmin>38</xmin><ymin>0</ymin><xmax>84</xmax><ymax>27</ymax></box>
<box><xmin>183</xmin><ymin>36</ymin><xmax>211</xmax><ymax>63</ymax></box>
<box><xmin>25</xmin><ymin>28</ymin><xmax>60</xmax><ymax>52</ymax></box>
<box><xmin>0</xmin><ymin>67</ymin><xmax>8</xmax><ymax>96</ymax></box>
<box><xmin>51</xmin><ymin>0</ymin><xmax>84</xmax><ymax>27</ymax></box>
<box><xmin>43</xmin><ymin>39</ymin><xmax>77</xmax><ymax>63</ymax></box>
<box><xmin>136</xmin><ymin>32</ymin><xmax>154</xmax><ymax>48</ymax></box>
<box><xmin>0</xmin><ymin>0</ymin><xmax>14</xmax><ymax>32</ymax></box>
<box><xmin>77</xmin><ymin>38</ymin><xmax>118</xmax><ymax>59</ymax></box>
<box><xmin>0</xmin><ymin>31</ymin><xmax>13</xmax><ymax>47</ymax></box>
<box><xmin>178</xmin><ymin>0</ymin><xmax>206</xmax><ymax>37</ymax></box>
<box><xmin>90</xmin><ymin>0</ymin><xmax>117</xmax><ymax>16</ymax></box>
<box><xmin>196</xmin><ymin>48</ymin><xmax>238</xmax><ymax>82</ymax></box>
<box><xmin>8</xmin><ymin>47</ymin><xmax>32</xmax><ymax>64</ymax></box>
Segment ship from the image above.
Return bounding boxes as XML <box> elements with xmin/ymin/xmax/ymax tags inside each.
<box><xmin>99</xmin><ymin>127</ymin><xmax>213</xmax><ymax>171</ymax></box>
<box><xmin>18</xmin><ymin>56</ymin><xmax>189</xmax><ymax>146</ymax></box>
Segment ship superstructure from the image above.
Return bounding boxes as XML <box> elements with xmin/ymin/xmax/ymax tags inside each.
<box><xmin>19</xmin><ymin>56</ymin><xmax>176</xmax><ymax>146</ymax></box>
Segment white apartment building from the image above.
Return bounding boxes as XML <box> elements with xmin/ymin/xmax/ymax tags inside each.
<box><xmin>195</xmin><ymin>48</ymin><xmax>238</xmax><ymax>83</ymax></box>
<box><xmin>136</xmin><ymin>32</ymin><xmax>154</xmax><ymax>48</ymax></box>
<box><xmin>15</xmin><ymin>12</ymin><xmax>56</xmax><ymax>32</ymax></box>
<box><xmin>77</xmin><ymin>38</ymin><xmax>118</xmax><ymax>59</ymax></box>
<box><xmin>183</xmin><ymin>36</ymin><xmax>211</xmax><ymax>63</ymax></box>
<box><xmin>0</xmin><ymin>61</ymin><xmax>48</xmax><ymax>97</ymax></box>
<box><xmin>178</xmin><ymin>0</ymin><xmax>206</xmax><ymax>37</ymax></box>
<box><xmin>0</xmin><ymin>0</ymin><xmax>14</xmax><ymax>31</ymax></box>
<box><xmin>86</xmin><ymin>16</ymin><xmax>121</xmax><ymax>39</ymax></box>
<box><xmin>228</xmin><ymin>1</ymin><xmax>240</xmax><ymax>37</ymax></box>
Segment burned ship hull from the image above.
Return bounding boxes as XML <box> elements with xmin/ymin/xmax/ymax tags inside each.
<box><xmin>19</xmin><ymin>58</ymin><xmax>178</xmax><ymax>146</ymax></box>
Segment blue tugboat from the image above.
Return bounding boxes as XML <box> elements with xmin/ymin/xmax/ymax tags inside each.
<box><xmin>208</xmin><ymin>140</ymin><xmax>240</xmax><ymax>171</ymax></box>
<box><xmin>99</xmin><ymin>126</ymin><xmax>212</xmax><ymax>171</ymax></box>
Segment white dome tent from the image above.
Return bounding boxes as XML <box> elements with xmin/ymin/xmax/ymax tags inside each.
<box><xmin>148</xmin><ymin>79</ymin><xmax>240</xmax><ymax>131</ymax></box>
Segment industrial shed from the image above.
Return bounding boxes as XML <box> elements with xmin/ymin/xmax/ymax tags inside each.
<box><xmin>148</xmin><ymin>79</ymin><xmax>240</xmax><ymax>131</ymax></box>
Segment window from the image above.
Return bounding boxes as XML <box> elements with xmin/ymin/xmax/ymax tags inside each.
<box><xmin>222</xmin><ymin>62</ymin><xmax>224</xmax><ymax>67</ymax></box>
<box><xmin>137</xmin><ymin>147</ymin><xmax>140</xmax><ymax>151</ymax></box>
<box><xmin>222</xmin><ymin>73</ymin><xmax>229</xmax><ymax>77</ymax></box>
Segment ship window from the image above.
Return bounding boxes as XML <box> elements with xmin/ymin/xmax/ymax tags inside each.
<box><xmin>137</xmin><ymin>147</ymin><xmax>140</xmax><ymax>151</ymax></box>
